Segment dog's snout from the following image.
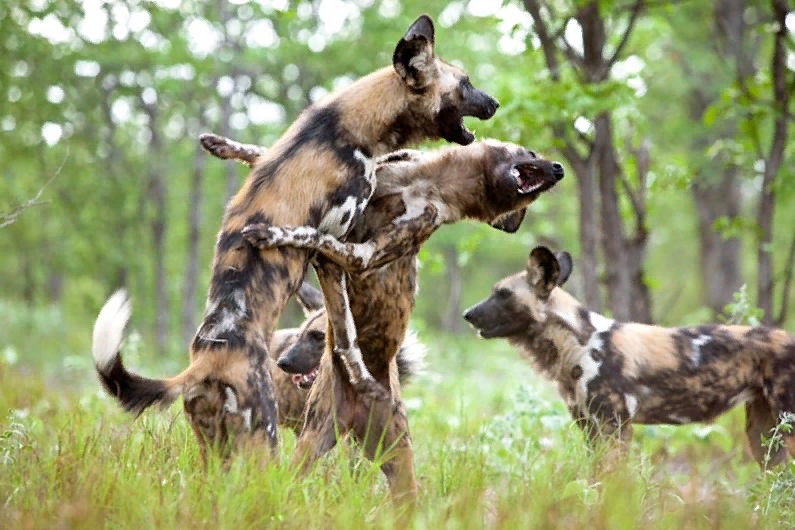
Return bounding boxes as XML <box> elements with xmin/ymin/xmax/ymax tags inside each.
<box><xmin>551</xmin><ymin>162</ymin><xmax>564</xmax><ymax>181</ymax></box>
<box><xmin>276</xmin><ymin>354</ymin><xmax>298</xmax><ymax>374</ymax></box>
<box><xmin>462</xmin><ymin>309</ymin><xmax>474</xmax><ymax>322</ymax></box>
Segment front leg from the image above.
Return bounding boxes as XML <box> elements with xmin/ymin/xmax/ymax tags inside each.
<box><xmin>313</xmin><ymin>257</ymin><xmax>390</xmax><ymax>402</ymax></box>
<box><xmin>242</xmin><ymin>205</ymin><xmax>439</xmax><ymax>274</ymax></box>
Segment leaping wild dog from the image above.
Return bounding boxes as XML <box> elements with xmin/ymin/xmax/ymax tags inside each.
<box><xmin>91</xmin><ymin>14</ymin><xmax>498</xmax><ymax>461</ymax></box>
<box><xmin>269</xmin><ymin>283</ymin><xmax>426</xmax><ymax>435</ymax></box>
<box><xmin>463</xmin><ymin>246</ymin><xmax>795</xmax><ymax>468</ymax></box>
<box><xmin>205</xmin><ymin>133</ymin><xmax>564</xmax><ymax>504</ymax></box>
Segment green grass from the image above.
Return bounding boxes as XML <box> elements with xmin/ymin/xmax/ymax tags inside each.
<box><xmin>2</xmin><ymin>316</ymin><xmax>795</xmax><ymax>529</ymax></box>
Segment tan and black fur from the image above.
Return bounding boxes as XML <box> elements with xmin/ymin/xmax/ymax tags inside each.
<box><xmin>463</xmin><ymin>246</ymin><xmax>795</xmax><ymax>468</ymax></box>
<box><xmin>91</xmin><ymin>14</ymin><xmax>498</xmax><ymax>461</ymax></box>
<box><xmin>269</xmin><ymin>283</ymin><xmax>426</xmax><ymax>434</ymax></box>
<box><xmin>206</xmin><ymin>134</ymin><xmax>563</xmax><ymax>506</ymax></box>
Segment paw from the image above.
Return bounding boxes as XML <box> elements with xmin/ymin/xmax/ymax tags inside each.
<box><xmin>241</xmin><ymin>223</ymin><xmax>275</xmax><ymax>248</ymax></box>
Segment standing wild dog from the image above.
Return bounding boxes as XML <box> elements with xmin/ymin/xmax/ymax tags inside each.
<box><xmin>207</xmin><ymin>134</ymin><xmax>563</xmax><ymax>505</ymax></box>
<box><xmin>463</xmin><ymin>246</ymin><xmax>795</xmax><ymax>468</ymax></box>
<box><xmin>91</xmin><ymin>14</ymin><xmax>498</xmax><ymax>460</ymax></box>
<box><xmin>270</xmin><ymin>283</ymin><xmax>426</xmax><ymax>434</ymax></box>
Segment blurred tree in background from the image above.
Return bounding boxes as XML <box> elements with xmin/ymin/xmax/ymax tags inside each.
<box><xmin>0</xmin><ymin>0</ymin><xmax>793</xmax><ymax>363</ymax></box>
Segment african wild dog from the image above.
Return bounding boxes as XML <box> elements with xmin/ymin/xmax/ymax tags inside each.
<box><xmin>463</xmin><ymin>246</ymin><xmax>795</xmax><ymax>468</ymax></box>
<box><xmin>91</xmin><ymin>14</ymin><xmax>498</xmax><ymax>461</ymax></box>
<box><xmin>206</xmin><ymin>133</ymin><xmax>563</xmax><ymax>505</ymax></box>
<box><xmin>269</xmin><ymin>283</ymin><xmax>426</xmax><ymax>434</ymax></box>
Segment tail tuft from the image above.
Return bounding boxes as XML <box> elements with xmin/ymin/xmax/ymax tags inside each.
<box><xmin>92</xmin><ymin>289</ymin><xmax>131</xmax><ymax>373</ymax></box>
<box><xmin>91</xmin><ymin>290</ymin><xmax>175</xmax><ymax>416</ymax></box>
<box><xmin>396</xmin><ymin>329</ymin><xmax>427</xmax><ymax>385</ymax></box>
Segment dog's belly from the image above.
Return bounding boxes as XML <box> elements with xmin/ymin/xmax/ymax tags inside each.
<box><xmin>345</xmin><ymin>255</ymin><xmax>418</xmax><ymax>379</ymax></box>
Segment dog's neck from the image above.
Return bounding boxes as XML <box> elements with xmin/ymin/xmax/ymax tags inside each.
<box><xmin>331</xmin><ymin>67</ymin><xmax>437</xmax><ymax>156</ymax></box>
<box><xmin>509</xmin><ymin>288</ymin><xmax>610</xmax><ymax>382</ymax></box>
<box><xmin>374</xmin><ymin>145</ymin><xmax>499</xmax><ymax>222</ymax></box>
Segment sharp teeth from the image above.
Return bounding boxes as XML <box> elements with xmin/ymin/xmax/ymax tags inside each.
<box><xmin>510</xmin><ymin>167</ymin><xmax>520</xmax><ymax>179</ymax></box>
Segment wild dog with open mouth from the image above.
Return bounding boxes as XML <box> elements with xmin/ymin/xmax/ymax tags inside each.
<box><xmin>207</xmin><ymin>134</ymin><xmax>563</xmax><ymax>505</ymax></box>
<box><xmin>91</xmin><ymin>14</ymin><xmax>498</xmax><ymax>461</ymax></box>
<box><xmin>270</xmin><ymin>283</ymin><xmax>426</xmax><ymax>434</ymax></box>
<box><xmin>463</xmin><ymin>246</ymin><xmax>795</xmax><ymax>468</ymax></box>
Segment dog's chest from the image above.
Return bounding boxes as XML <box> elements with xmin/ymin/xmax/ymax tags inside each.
<box><xmin>318</xmin><ymin>149</ymin><xmax>376</xmax><ymax>238</ymax></box>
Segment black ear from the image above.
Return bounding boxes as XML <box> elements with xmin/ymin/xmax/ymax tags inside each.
<box><xmin>526</xmin><ymin>246</ymin><xmax>560</xmax><ymax>298</ymax></box>
<box><xmin>555</xmin><ymin>251</ymin><xmax>573</xmax><ymax>286</ymax></box>
<box><xmin>489</xmin><ymin>208</ymin><xmax>527</xmax><ymax>234</ymax></box>
<box><xmin>393</xmin><ymin>15</ymin><xmax>436</xmax><ymax>90</ymax></box>
<box><xmin>295</xmin><ymin>282</ymin><xmax>324</xmax><ymax>316</ymax></box>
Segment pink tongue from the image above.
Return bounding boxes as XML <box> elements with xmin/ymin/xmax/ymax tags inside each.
<box><xmin>291</xmin><ymin>374</ymin><xmax>302</xmax><ymax>385</ymax></box>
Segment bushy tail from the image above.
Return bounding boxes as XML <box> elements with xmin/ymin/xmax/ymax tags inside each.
<box><xmin>396</xmin><ymin>329</ymin><xmax>427</xmax><ymax>386</ymax></box>
<box><xmin>92</xmin><ymin>290</ymin><xmax>183</xmax><ymax>416</ymax></box>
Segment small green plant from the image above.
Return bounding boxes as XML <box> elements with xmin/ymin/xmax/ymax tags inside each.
<box><xmin>721</xmin><ymin>284</ymin><xmax>764</xmax><ymax>326</ymax></box>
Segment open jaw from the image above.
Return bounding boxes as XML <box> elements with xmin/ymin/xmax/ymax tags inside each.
<box><xmin>291</xmin><ymin>366</ymin><xmax>319</xmax><ymax>389</ymax></box>
<box><xmin>512</xmin><ymin>166</ymin><xmax>548</xmax><ymax>195</ymax></box>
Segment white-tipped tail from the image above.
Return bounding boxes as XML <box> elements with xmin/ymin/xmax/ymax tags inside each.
<box><xmin>396</xmin><ymin>329</ymin><xmax>428</xmax><ymax>384</ymax></box>
<box><xmin>92</xmin><ymin>289</ymin><xmax>131</xmax><ymax>372</ymax></box>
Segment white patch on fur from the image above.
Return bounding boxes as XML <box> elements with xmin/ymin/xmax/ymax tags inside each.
<box><xmin>339</xmin><ymin>275</ymin><xmax>366</xmax><ymax>370</ymax></box>
<box><xmin>589</xmin><ymin>312</ymin><xmax>614</xmax><ymax>333</ymax></box>
<box><xmin>319</xmin><ymin>196</ymin><xmax>359</xmax><ymax>237</ymax></box>
<box><xmin>576</xmin><ymin>334</ymin><xmax>604</xmax><ymax>416</ymax></box>
<box><xmin>729</xmin><ymin>389</ymin><xmax>754</xmax><ymax>408</ymax></box>
<box><xmin>92</xmin><ymin>289</ymin><xmax>132</xmax><ymax>372</ymax></box>
<box><xmin>241</xmin><ymin>408</ymin><xmax>252</xmax><ymax>431</ymax></box>
<box><xmin>399</xmin><ymin>329</ymin><xmax>428</xmax><ymax>377</ymax></box>
<box><xmin>667</xmin><ymin>414</ymin><xmax>691</xmax><ymax>424</ymax></box>
<box><xmin>207</xmin><ymin>289</ymin><xmax>246</xmax><ymax>338</ymax></box>
<box><xmin>223</xmin><ymin>386</ymin><xmax>239</xmax><ymax>412</ymax></box>
<box><xmin>690</xmin><ymin>335</ymin><xmax>711</xmax><ymax>366</ymax></box>
<box><xmin>354</xmin><ymin>149</ymin><xmax>376</xmax><ymax>189</ymax></box>
<box><xmin>223</xmin><ymin>387</ymin><xmax>252</xmax><ymax>431</ymax></box>
<box><xmin>625</xmin><ymin>393</ymin><xmax>638</xmax><ymax>419</ymax></box>
<box><xmin>393</xmin><ymin>190</ymin><xmax>427</xmax><ymax>224</ymax></box>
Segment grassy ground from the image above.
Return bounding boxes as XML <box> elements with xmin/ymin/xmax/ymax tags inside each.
<box><xmin>2</xmin><ymin>306</ymin><xmax>795</xmax><ymax>529</ymax></box>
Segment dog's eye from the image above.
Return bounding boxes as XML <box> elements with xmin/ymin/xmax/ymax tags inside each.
<box><xmin>495</xmin><ymin>288</ymin><xmax>512</xmax><ymax>300</ymax></box>
<box><xmin>307</xmin><ymin>330</ymin><xmax>325</xmax><ymax>342</ymax></box>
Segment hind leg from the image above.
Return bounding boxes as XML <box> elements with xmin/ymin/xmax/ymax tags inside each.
<box><xmin>762</xmin><ymin>363</ymin><xmax>795</xmax><ymax>465</ymax></box>
<box><xmin>352</xmin><ymin>386</ymin><xmax>417</xmax><ymax>510</ymax></box>
<box><xmin>745</xmin><ymin>394</ymin><xmax>787</xmax><ymax>469</ymax></box>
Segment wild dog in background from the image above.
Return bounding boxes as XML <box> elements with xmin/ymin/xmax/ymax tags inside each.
<box><xmin>91</xmin><ymin>14</ymin><xmax>498</xmax><ymax>461</ymax></box>
<box><xmin>463</xmin><ymin>246</ymin><xmax>795</xmax><ymax>468</ymax></box>
<box><xmin>270</xmin><ymin>283</ymin><xmax>426</xmax><ymax>434</ymax></box>
<box><xmin>210</xmin><ymin>134</ymin><xmax>563</xmax><ymax>505</ymax></box>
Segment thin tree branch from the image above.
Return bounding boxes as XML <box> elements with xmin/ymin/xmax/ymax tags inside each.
<box><xmin>775</xmin><ymin>229</ymin><xmax>795</xmax><ymax>326</ymax></box>
<box><xmin>1</xmin><ymin>153</ymin><xmax>68</xmax><ymax>229</ymax></box>
<box><xmin>604</xmin><ymin>0</ymin><xmax>645</xmax><ymax>72</ymax></box>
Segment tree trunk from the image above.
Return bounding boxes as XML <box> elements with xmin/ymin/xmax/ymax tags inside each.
<box><xmin>441</xmin><ymin>246</ymin><xmax>462</xmax><ymax>333</ymax></box>
<box><xmin>595</xmin><ymin>113</ymin><xmax>633</xmax><ymax>321</ymax></box>
<box><xmin>573</xmin><ymin>157</ymin><xmax>603</xmax><ymax>312</ymax></box>
<box><xmin>756</xmin><ymin>0</ymin><xmax>791</xmax><ymax>325</ymax></box>
<box><xmin>691</xmin><ymin>170</ymin><xmax>742</xmax><ymax>315</ymax></box>
<box><xmin>181</xmin><ymin>144</ymin><xmax>206</xmax><ymax>345</ymax></box>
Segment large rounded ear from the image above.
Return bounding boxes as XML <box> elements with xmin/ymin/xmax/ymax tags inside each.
<box><xmin>555</xmin><ymin>251</ymin><xmax>573</xmax><ymax>286</ymax></box>
<box><xmin>489</xmin><ymin>208</ymin><xmax>527</xmax><ymax>234</ymax></box>
<box><xmin>295</xmin><ymin>282</ymin><xmax>324</xmax><ymax>316</ymax></box>
<box><xmin>526</xmin><ymin>246</ymin><xmax>560</xmax><ymax>298</ymax></box>
<box><xmin>393</xmin><ymin>15</ymin><xmax>436</xmax><ymax>90</ymax></box>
